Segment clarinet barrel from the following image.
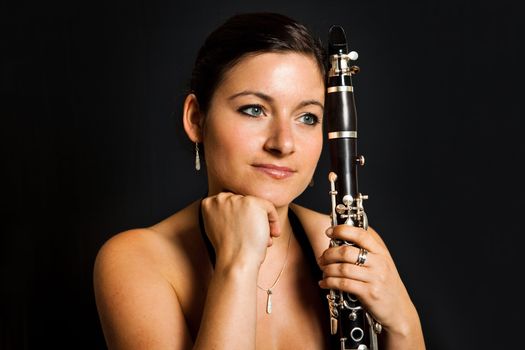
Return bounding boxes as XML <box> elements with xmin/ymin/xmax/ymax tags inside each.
<box><xmin>324</xmin><ymin>25</ymin><xmax>380</xmax><ymax>350</ymax></box>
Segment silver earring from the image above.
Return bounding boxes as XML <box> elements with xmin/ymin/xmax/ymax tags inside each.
<box><xmin>195</xmin><ymin>142</ymin><xmax>201</xmax><ymax>171</ymax></box>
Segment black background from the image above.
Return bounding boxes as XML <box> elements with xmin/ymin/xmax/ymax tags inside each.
<box><xmin>2</xmin><ymin>0</ymin><xmax>524</xmax><ymax>349</ymax></box>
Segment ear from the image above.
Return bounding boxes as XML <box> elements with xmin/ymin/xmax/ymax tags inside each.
<box><xmin>182</xmin><ymin>93</ymin><xmax>204</xmax><ymax>143</ymax></box>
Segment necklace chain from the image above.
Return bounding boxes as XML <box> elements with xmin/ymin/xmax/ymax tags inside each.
<box><xmin>257</xmin><ymin>229</ymin><xmax>293</xmax><ymax>314</ymax></box>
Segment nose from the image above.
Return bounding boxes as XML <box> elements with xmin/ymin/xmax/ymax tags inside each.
<box><xmin>263</xmin><ymin>118</ymin><xmax>295</xmax><ymax>156</ymax></box>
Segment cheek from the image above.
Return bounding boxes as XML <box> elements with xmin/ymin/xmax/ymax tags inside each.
<box><xmin>204</xmin><ymin>121</ymin><xmax>259</xmax><ymax>165</ymax></box>
<box><xmin>299</xmin><ymin>130</ymin><xmax>324</xmax><ymax>164</ymax></box>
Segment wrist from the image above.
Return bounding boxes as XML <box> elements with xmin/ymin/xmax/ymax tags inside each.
<box><xmin>215</xmin><ymin>255</ymin><xmax>261</xmax><ymax>278</ymax></box>
<box><xmin>382</xmin><ymin>306</ymin><xmax>425</xmax><ymax>350</ymax></box>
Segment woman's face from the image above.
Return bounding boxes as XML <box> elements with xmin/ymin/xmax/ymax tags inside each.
<box><xmin>202</xmin><ymin>52</ymin><xmax>325</xmax><ymax>208</ymax></box>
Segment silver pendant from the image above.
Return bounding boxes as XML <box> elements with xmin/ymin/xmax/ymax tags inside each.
<box><xmin>266</xmin><ymin>290</ymin><xmax>273</xmax><ymax>314</ymax></box>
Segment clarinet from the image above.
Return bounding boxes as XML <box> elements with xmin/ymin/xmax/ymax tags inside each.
<box><xmin>324</xmin><ymin>25</ymin><xmax>381</xmax><ymax>350</ymax></box>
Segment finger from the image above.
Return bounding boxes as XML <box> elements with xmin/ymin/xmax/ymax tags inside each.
<box><xmin>326</xmin><ymin>225</ymin><xmax>382</xmax><ymax>253</ymax></box>
<box><xmin>318</xmin><ymin>276</ymin><xmax>368</xmax><ymax>297</ymax></box>
<box><xmin>268</xmin><ymin>211</ymin><xmax>281</xmax><ymax>238</ymax></box>
<box><xmin>321</xmin><ymin>263</ymin><xmax>371</xmax><ymax>283</ymax></box>
<box><xmin>250</xmin><ymin>196</ymin><xmax>281</xmax><ymax>238</ymax></box>
<box><xmin>319</xmin><ymin>244</ymin><xmax>374</xmax><ymax>267</ymax></box>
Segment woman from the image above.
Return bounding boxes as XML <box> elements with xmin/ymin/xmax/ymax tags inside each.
<box><xmin>93</xmin><ymin>12</ymin><xmax>425</xmax><ymax>349</ymax></box>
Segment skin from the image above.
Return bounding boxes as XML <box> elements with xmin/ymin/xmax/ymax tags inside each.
<box><xmin>93</xmin><ymin>52</ymin><xmax>425</xmax><ymax>349</ymax></box>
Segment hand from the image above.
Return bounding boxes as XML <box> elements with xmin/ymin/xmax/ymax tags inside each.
<box><xmin>201</xmin><ymin>192</ymin><xmax>281</xmax><ymax>268</ymax></box>
<box><xmin>318</xmin><ymin>225</ymin><xmax>419</xmax><ymax>336</ymax></box>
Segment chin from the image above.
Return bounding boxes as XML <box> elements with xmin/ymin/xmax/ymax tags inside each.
<box><xmin>210</xmin><ymin>177</ymin><xmax>309</xmax><ymax>207</ymax></box>
<box><xmin>244</xmin><ymin>185</ymin><xmax>305</xmax><ymax>208</ymax></box>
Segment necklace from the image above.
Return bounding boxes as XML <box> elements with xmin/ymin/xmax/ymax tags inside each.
<box><xmin>257</xmin><ymin>229</ymin><xmax>293</xmax><ymax>314</ymax></box>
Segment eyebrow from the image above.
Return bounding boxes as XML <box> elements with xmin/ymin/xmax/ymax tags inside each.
<box><xmin>228</xmin><ymin>90</ymin><xmax>324</xmax><ymax>110</ymax></box>
<box><xmin>228</xmin><ymin>90</ymin><xmax>274</xmax><ymax>103</ymax></box>
<box><xmin>297</xmin><ymin>99</ymin><xmax>324</xmax><ymax>110</ymax></box>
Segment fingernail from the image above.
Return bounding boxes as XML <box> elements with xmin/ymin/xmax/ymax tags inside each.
<box><xmin>325</xmin><ymin>227</ymin><xmax>333</xmax><ymax>237</ymax></box>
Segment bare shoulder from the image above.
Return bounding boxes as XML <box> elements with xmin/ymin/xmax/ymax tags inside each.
<box><xmin>94</xmin><ymin>228</ymin><xmax>170</xmax><ymax>270</ymax></box>
<box><xmin>93</xmin><ymin>200</ymin><xmax>204</xmax><ymax>349</ymax></box>
<box><xmin>94</xmin><ymin>200</ymin><xmax>201</xmax><ymax>286</ymax></box>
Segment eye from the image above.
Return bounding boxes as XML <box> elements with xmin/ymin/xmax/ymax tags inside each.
<box><xmin>298</xmin><ymin>113</ymin><xmax>319</xmax><ymax>125</ymax></box>
<box><xmin>238</xmin><ymin>104</ymin><xmax>266</xmax><ymax>117</ymax></box>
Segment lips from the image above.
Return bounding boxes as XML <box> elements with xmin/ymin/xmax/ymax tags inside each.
<box><xmin>252</xmin><ymin>164</ymin><xmax>296</xmax><ymax>179</ymax></box>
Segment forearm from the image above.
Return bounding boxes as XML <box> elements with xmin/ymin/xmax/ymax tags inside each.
<box><xmin>194</xmin><ymin>260</ymin><xmax>259</xmax><ymax>350</ymax></box>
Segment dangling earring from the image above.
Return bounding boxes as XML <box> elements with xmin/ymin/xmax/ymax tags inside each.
<box><xmin>195</xmin><ymin>142</ymin><xmax>201</xmax><ymax>171</ymax></box>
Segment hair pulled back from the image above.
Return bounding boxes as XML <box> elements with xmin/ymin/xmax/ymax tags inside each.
<box><xmin>189</xmin><ymin>12</ymin><xmax>326</xmax><ymax>113</ymax></box>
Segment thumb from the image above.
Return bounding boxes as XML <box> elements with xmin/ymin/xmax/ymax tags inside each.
<box><xmin>264</xmin><ymin>202</ymin><xmax>281</xmax><ymax>238</ymax></box>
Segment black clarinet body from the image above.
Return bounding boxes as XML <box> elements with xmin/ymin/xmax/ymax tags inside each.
<box><xmin>324</xmin><ymin>25</ymin><xmax>380</xmax><ymax>350</ymax></box>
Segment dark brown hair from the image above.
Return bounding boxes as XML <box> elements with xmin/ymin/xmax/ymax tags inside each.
<box><xmin>189</xmin><ymin>12</ymin><xmax>326</xmax><ymax>113</ymax></box>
